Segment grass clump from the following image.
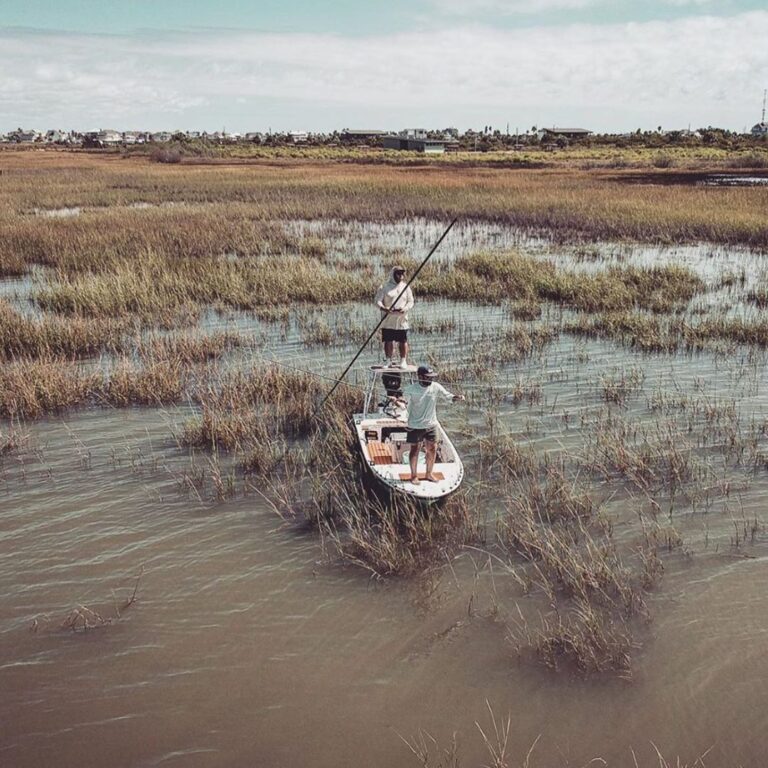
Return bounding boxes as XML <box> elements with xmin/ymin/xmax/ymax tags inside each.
<box><xmin>136</xmin><ymin>331</ymin><xmax>245</xmax><ymax>364</ymax></box>
<box><xmin>582</xmin><ymin>412</ymin><xmax>703</xmax><ymax>494</ymax></box>
<box><xmin>180</xmin><ymin>366</ymin><xmax>363</xmax><ymax>464</ymax></box>
<box><xmin>684</xmin><ymin>315</ymin><xmax>768</xmax><ymax>348</ymax></box>
<box><xmin>499</xmin><ymin>488</ymin><xmax>658</xmax><ymax>676</ymax></box>
<box><xmin>564</xmin><ymin>312</ymin><xmax>682</xmax><ymax>352</ymax></box>
<box><xmin>34</xmin><ymin>252</ymin><xmax>370</xmax><ymax>319</ymax></box>
<box><xmin>418</xmin><ymin>252</ymin><xmax>702</xmax><ymax>312</ymax></box>
<box><xmin>510</xmin><ymin>600</ymin><xmax>636</xmax><ymax>676</ymax></box>
<box><xmin>329</xmin><ymin>492</ymin><xmax>478</xmax><ymax>578</ymax></box>
<box><xmin>102</xmin><ymin>359</ymin><xmax>189</xmax><ymax>407</ymax></box>
<box><xmin>0</xmin><ymin>300</ymin><xmax>128</xmax><ymax>359</ymax></box>
<box><xmin>727</xmin><ymin>152</ymin><xmax>768</xmax><ymax>169</ymax></box>
<box><xmin>600</xmin><ymin>366</ymin><xmax>645</xmax><ymax>405</ymax></box>
<box><xmin>0</xmin><ymin>358</ymin><xmax>100</xmax><ymax>418</ymax></box>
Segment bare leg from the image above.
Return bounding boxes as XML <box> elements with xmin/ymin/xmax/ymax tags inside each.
<box><xmin>409</xmin><ymin>442</ymin><xmax>421</xmax><ymax>484</ymax></box>
<box><xmin>398</xmin><ymin>340</ymin><xmax>409</xmax><ymax>363</ymax></box>
<box><xmin>384</xmin><ymin>341</ymin><xmax>394</xmax><ymax>360</ymax></box>
<box><xmin>424</xmin><ymin>441</ymin><xmax>437</xmax><ymax>481</ymax></box>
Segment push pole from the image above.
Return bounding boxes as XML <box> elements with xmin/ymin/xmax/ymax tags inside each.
<box><xmin>315</xmin><ymin>217</ymin><xmax>458</xmax><ymax>414</ymax></box>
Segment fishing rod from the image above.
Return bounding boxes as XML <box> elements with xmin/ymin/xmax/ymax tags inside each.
<box><xmin>315</xmin><ymin>217</ymin><xmax>459</xmax><ymax>414</ymax></box>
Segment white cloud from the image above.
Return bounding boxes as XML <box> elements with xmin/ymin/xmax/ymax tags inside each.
<box><xmin>426</xmin><ymin>0</ymin><xmax>600</xmax><ymax>14</ymax></box>
<box><xmin>0</xmin><ymin>12</ymin><xmax>766</xmax><ymax>130</ymax></box>
<box><xmin>663</xmin><ymin>0</ymin><xmax>713</xmax><ymax>5</ymax></box>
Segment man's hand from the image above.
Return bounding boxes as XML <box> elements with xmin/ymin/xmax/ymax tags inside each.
<box><xmin>453</xmin><ymin>395</ymin><xmax>465</xmax><ymax>402</ymax></box>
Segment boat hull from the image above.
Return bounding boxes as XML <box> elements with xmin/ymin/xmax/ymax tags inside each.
<box><xmin>353</xmin><ymin>414</ymin><xmax>464</xmax><ymax>505</ymax></box>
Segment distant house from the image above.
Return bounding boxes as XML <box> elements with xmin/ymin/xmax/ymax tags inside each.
<box><xmin>122</xmin><ymin>131</ymin><xmax>143</xmax><ymax>144</ymax></box>
<box><xmin>536</xmin><ymin>127</ymin><xmax>592</xmax><ymax>141</ymax></box>
<box><xmin>382</xmin><ymin>129</ymin><xmax>446</xmax><ymax>154</ymax></box>
<box><xmin>245</xmin><ymin>132</ymin><xmax>264</xmax><ymax>143</ymax></box>
<box><xmin>289</xmin><ymin>131</ymin><xmax>309</xmax><ymax>144</ymax></box>
<box><xmin>98</xmin><ymin>129</ymin><xmax>122</xmax><ymax>145</ymax></box>
<box><xmin>92</xmin><ymin>129</ymin><xmax>122</xmax><ymax>146</ymax></box>
<box><xmin>151</xmin><ymin>132</ymin><xmax>172</xmax><ymax>143</ymax></box>
<box><xmin>10</xmin><ymin>129</ymin><xmax>39</xmax><ymax>143</ymax></box>
<box><xmin>44</xmin><ymin>130</ymin><xmax>67</xmax><ymax>143</ymax></box>
<box><xmin>340</xmin><ymin>129</ymin><xmax>387</xmax><ymax>143</ymax></box>
<box><xmin>752</xmin><ymin>122</ymin><xmax>768</xmax><ymax>137</ymax></box>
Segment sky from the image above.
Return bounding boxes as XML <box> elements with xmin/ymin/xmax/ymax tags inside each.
<box><xmin>0</xmin><ymin>0</ymin><xmax>766</xmax><ymax>133</ymax></box>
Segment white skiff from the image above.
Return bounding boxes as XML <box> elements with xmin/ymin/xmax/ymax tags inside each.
<box><xmin>352</xmin><ymin>365</ymin><xmax>464</xmax><ymax>503</ymax></box>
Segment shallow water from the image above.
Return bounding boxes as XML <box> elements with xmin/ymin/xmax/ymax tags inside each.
<box><xmin>3</xmin><ymin>222</ymin><xmax>768</xmax><ymax>766</ymax></box>
<box><xmin>702</xmin><ymin>174</ymin><xmax>768</xmax><ymax>187</ymax></box>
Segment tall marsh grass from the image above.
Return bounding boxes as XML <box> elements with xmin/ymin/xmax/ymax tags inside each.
<box><xmin>2</xmin><ymin>154</ymin><xmax>767</xmax><ymax>257</ymax></box>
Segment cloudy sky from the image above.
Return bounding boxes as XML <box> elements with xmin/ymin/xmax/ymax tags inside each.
<box><xmin>1</xmin><ymin>0</ymin><xmax>766</xmax><ymax>133</ymax></box>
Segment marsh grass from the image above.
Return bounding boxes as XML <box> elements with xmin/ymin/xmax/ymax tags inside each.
<box><xmin>746</xmin><ymin>287</ymin><xmax>768</xmax><ymax>308</ymax></box>
<box><xmin>136</xmin><ymin>330</ymin><xmax>245</xmax><ymax>364</ymax></box>
<box><xmin>472</xmin><ymin>425</ymin><xmax>669</xmax><ymax>675</ymax></box>
<box><xmin>30</xmin><ymin>569</ymin><xmax>143</xmax><ymax>635</ymax></box>
<box><xmin>7</xmin><ymin>149</ymin><xmax>768</xmax><ymax>684</ymax></box>
<box><xmin>477</xmin><ymin>432</ymin><xmax>539</xmax><ymax>481</ymax></box>
<box><xmin>0</xmin><ymin>358</ymin><xmax>100</xmax><ymax>418</ymax></box>
<box><xmin>0</xmin><ymin>424</ymin><xmax>27</xmax><ymax>456</ymax></box>
<box><xmin>685</xmin><ymin>315</ymin><xmax>768</xmax><ymax>348</ymax></box>
<box><xmin>0</xmin><ymin>299</ymin><xmax>129</xmax><ymax>359</ymax></box>
<box><xmin>34</xmin><ymin>251</ymin><xmax>371</xmax><ymax>319</ymax></box>
<box><xmin>417</xmin><ymin>252</ymin><xmax>703</xmax><ymax>312</ymax></box>
<box><xmin>401</xmin><ymin>712</ymin><xmax>717</xmax><ymax>768</ymax></box>
<box><xmin>600</xmin><ymin>366</ymin><xmax>645</xmax><ymax>405</ymax></box>
<box><xmin>4</xmin><ymin>153</ymin><xmax>767</xmax><ymax>248</ymax></box>
<box><xmin>498</xmin><ymin>496</ymin><xmax>657</xmax><ymax>675</ymax></box>
<box><xmin>581</xmin><ymin>411</ymin><xmax>714</xmax><ymax>495</ymax></box>
<box><xmin>2</xmin><ymin>205</ymin><xmax>296</xmax><ymax>273</ymax></box>
<box><xmin>564</xmin><ymin>312</ymin><xmax>681</xmax><ymax>353</ymax></box>
<box><xmin>510</xmin><ymin>600</ymin><xmax>636</xmax><ymax>676</ymax></box>
<box><xmin>567</xmin><ymin>310</ymin><xmax>768</xmax><ymax>353</ymax></box>
<box><xmin>103</xmin><ymin>359</ymin><xmax>190</xmax><ymax>407</ymax></box>
<box><xmin>327</xmin><ymin>490</ymin><xmax>479</xmax><ymax>578</ymax></box>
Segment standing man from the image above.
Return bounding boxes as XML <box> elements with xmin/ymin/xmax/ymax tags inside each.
<box><xmin>403</xmin><ymin>365</ymin><xmax>464</xmax><ymax>484</ymax></box>
<box><xmin>375</xmin><ymin>265</ymin><xmax>414</xmax><ymax>369</ymax></box>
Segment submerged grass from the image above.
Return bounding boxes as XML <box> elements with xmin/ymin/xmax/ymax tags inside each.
<box><xmin>565</xmin><ymin>310</ymin><xmax>768</xmax><ymax>352</ymax></box>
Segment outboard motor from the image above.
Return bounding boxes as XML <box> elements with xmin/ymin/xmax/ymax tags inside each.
<box><xmin>381</xmin><ymin>371</ymin><xmax>402</xmax><ymax>399</ymax></box>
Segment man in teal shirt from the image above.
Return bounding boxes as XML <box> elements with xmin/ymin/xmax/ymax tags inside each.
<box><xmin>403</xmin><ymin>366</ymin><xmax>464</xmax><ymax>484</ymax></box>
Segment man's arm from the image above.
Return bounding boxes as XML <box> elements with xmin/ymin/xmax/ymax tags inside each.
<box><xmin>375</xmin><ymin>285</ymin><xmax>396</xmax><ymax>312</ymax></box>
<box><xmin>402</xmin><ymin>287</ymin><xmax>415</xmax><ymax>312</ymax></box>
<box><xmin>437</xmin><ymin>383</ymin><xmax>465</xmax><ymax>402</ymax></box>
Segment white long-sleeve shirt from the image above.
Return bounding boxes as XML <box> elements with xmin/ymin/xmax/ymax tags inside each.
<box><xmin>403</xmin><ymin>382</ymin><xmax>455</xmax><ymax>429</ymax></box>
<box><xmin>374</xmin><ymin>271</ymin><xmax>414</xmax><ymax>331</ymax></box>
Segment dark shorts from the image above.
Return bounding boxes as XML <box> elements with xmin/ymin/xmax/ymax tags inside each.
<box><xmin>382</xmin><ymin>328</ymin><xmax>408</xmax><ymax>343</ymax></box>
<box><xmin>407</xmin><ymin>427</ymin><xmax>438</xmax><ymax>444</ymax></box>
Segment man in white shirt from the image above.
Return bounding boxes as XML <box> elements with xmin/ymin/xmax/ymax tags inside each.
<box><xmin>374</xmin><ymin>265</ymin><xmax>414</xmax><ymax>369</ymax></box>
<box><xmin>403</xmin><ymin>365</ymin><xmax>464</xmax><ymax>484</ymax></box>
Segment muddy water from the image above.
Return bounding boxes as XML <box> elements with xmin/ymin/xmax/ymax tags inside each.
<box><xmin>3</xmin><ymin>223</ymin><xmax>768</xmax><ymax>767</ymax></box>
